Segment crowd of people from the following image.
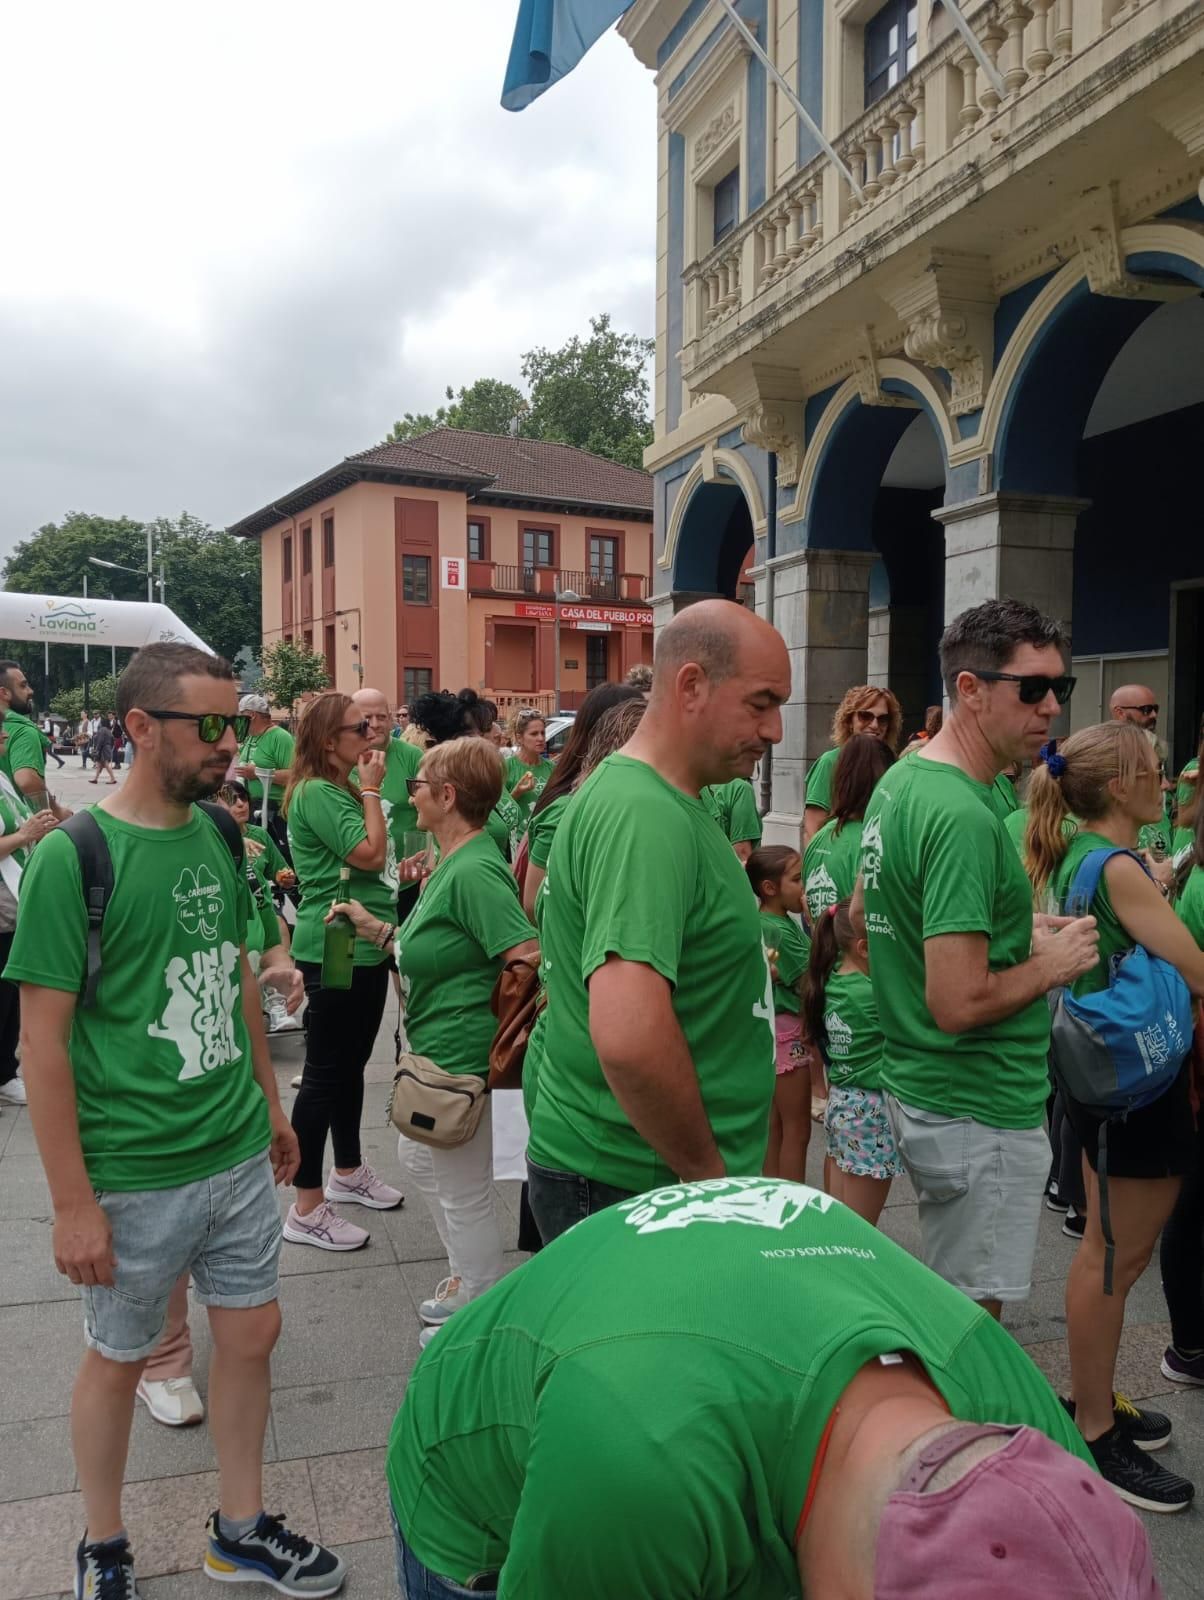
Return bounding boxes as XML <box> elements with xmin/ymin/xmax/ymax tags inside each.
<box><xmin>1</xmin><ymin>599</ymin><xmax>1202</xmax><ymax>1596</ymax></box>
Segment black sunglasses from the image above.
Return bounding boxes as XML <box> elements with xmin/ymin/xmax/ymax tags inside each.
<box><xmin>405</xmin><ymin>777</ymin><xmax>432</xmax><ymax>797</ymax></box>
<box><xmin>339</xmin><ymin>719</ymin><xmax>371</xmax><ymax>737</ymax></box>
<box><xmin>855</xmin><ymin>711</ymin><xmax>891</xmax><ymax>726</ymax></box>
<box><xmin>1118</xmin><ymin>703</ymin><xmax>1159</xmax><ymax>716</ymax></box>
<box><xmin>970</xmin><ymin>671</ymin><xmax>1076</xmax><ymax>706</ymax></box>
<box><xmin>144</xmin><ymin>711</ymin><xmax>251</xmax><ymax>743</ymax></box>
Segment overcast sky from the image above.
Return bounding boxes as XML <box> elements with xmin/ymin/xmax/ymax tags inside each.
<box><xmin>0</xmin><ymin>1</ymin><xmax>656</xmax><ymax>561</ymax></box>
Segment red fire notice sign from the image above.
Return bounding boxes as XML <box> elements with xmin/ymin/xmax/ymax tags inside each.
<box><xmin>442</xmin><ymin>557</ymin><xmax>465</xmax><ymax>589</ymax></box>
<box><xmin>514</xmin><ymin>601</ymin><xmax>648</xmax><ymax>626</ymax></box>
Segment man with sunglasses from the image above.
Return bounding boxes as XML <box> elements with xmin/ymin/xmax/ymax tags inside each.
<box><xmin>6</xmin><ymin>643</ymin><xmax>345</xmax><ymax>1598</ymax></box>
<box><xmin>860</xmin><ymin>600</ymin><xmax>1100</xmax><ymax>1319</ymax></box>
<box><xmin>1109</xmin><ymin>685</ymin><xmax>1159</xmax><ymax>735</ymax></box>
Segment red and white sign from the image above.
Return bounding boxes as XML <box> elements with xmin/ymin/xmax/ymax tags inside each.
<box><xmin>514</xmin><ymin>601</ymin><xmax>649</xmax><ymax>626</ymax></box>
<box><xmin>442</xmin><ymin>557</ymin><xmax>465</xmax><ymax>589</ymax></box>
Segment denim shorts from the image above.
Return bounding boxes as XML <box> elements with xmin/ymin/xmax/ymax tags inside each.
<box><xmin>393</xmin><ymin>1509</ymin><xmax>498</xmax><ymax>1597</ymax></box>
<box><xmin>83</xmin><ymin>1150</ymin><xmax>281</xmax><ymax>1362</ymax></box>
<box><xmin>884</xmin><ymin>1095</ymin><xmax>1050</xmax><ymax>1303</ymax></box>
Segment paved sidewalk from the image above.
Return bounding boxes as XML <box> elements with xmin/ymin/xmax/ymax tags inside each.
<box><xmin>2</xmin><ymin>762</ymin><xmax>1200</xmax><ymax>1596</ymax></box>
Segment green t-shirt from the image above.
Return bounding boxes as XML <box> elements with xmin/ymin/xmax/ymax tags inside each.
<box><xmin>821</xmin><ymin>968</ymin><xmax>883</xmax><ymax>1090</ymax></box>
<box><xmin>804</xmin><ymin>744</ymin><xmax>839</xmax><ymax>813</ymax></box>
<box><xmin>987</xmin><ymin>773</ymin><xmax>1020</xmax><ymax>818</ymax></box>
<box><xmin>354</xmin><ymin>738</ymin><xmax>424</xmax><ymax>865</ymax></box>
<box><xmin>285</xmin><ymin>778</ymin><xmax>395</xmax><ymax>966</ymax></box>
<box><xmin>237</xmin><ymin>723</ymin><xmax>295</xmax><ymax>807</ymax></box>
<box><xmin>2</xmin><ymin>711</ymin><xmax>45</xmax><ymax>787</ymax></box>
<box><xmin>503</xmin><ymin>755</ymin><xmax>555</xmax><ymax>834</ymax></box>
<box><xmin>1050</xmin><ymin>831</ymin><xmax>1135</xmax><ymax>999</ymax></box>
<box><xmin>396</xmin><ymin>833</ymin><xmax>535</xmax><ymax>1078</ymax></box>
<box><xmin>1138</xmin><ymin>819</ymin><xmax>1172</xmax><ymax>857</ymax></box>
<box><xmin>4</xmin><ymin>807</ymin><xmax>269</xmax><ymax>1191</ymax></box>
<box><xmin>861</xmin><ymin>757</ymin><xmax>1050</xmax><ymax>1129</ymax></box>
<box><xmin>486</xmin><ymin>793</ymin><xmax>523</xmax><ymax>860</ymax></box>
<box><xmin>527</xmin><ymin>791</ymin><xmax>569</xmax><ymax>871</ymax></box>
<box><xmin>243</xmin><ymin>852</ymin><xmax>282</xmax><ymax>958</ymax></box>
<box><xmin>1175</xmin><ymin>757</ymin><xmax>1199</xmax><ymax>812</ymax></box>
<box><xmin>701</xmin><ymin>778</ymin><xmax>763</xmax><ymax>846</ymax></box>
<box><xmin>1177</xmin><ymin>866</ymin><xmax>1204</xmax><ymax>949</ymax></box>
<box><xmin>246</xmin><ymin>823</ymin><xmax>288</xmax><ymax>885</ymax></box>
<box><xmin>760</xmin><ymin>910</ymin><xmax>808</xmax><ymax>1015</ymax></box>
<box><xmin>529</xmin><ymin>755</ymin><xmax>775</xmax><ymax>1193</ymax></box>
<box><xmin>387</xmin><ymin>1177</ymin><xmax>1092</xmax><ymax>1598</ymax></box>
<box><xmin>803</xmin><ymin>817</ymin><xmax>863</xmax><ymax>925</ymax></box>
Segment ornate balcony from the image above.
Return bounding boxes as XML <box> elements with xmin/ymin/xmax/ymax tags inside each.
<box><xmin>474</xmin><ymin>565</ymin><xmax>649</xmax><ymax>601</ymax></box>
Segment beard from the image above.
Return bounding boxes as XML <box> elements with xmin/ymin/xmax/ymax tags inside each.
<box><xmin>159</xmin><ymin>749</ymin><xmax>229</xmax><ymax>804</ymax></box>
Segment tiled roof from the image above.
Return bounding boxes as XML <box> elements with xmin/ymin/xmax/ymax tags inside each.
<box><xmin>229</xmin><ymin>429</ymin><xmax>652</xmax><ymax>539</ymax></box>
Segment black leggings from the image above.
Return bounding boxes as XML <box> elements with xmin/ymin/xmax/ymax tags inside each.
<box><xmin>1161</xmin><ymin>1114</ymin><xmax>1204</xmax><ymax>1353</ymax></box>
<box><xmin>291</xmin><ymin>959</ymin><xmax>390</xmax><ymax>1190</ymax></box>
<box><xmin>0</xmin><ymin>932</ymin><xmax>18</xmax><ymax>1084</ymax></box>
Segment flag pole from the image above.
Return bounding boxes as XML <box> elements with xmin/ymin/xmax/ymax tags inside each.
<box><xmin>713</xmin><ymin>0</ymin><xmax>864</xmax><ymax>202</ymax></box>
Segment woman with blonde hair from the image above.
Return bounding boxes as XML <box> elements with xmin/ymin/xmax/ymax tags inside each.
<box><xmin>1024</xmin><ymin>720</ymin><xmax>1204</xmax><ymax>1511</ymax></box>
<box><xmin>281</xmin><ymin>693</ymin><xmax>402</xmax><ymax>1253</ymax></box>
<box><xmin>802</xmin><ymin>685</ymin><xmax>901</xmax><ymax>845</ymax></box>
<box><xmin>503</xmin><ymin>708</ymin><xmax>553</xmax><ymax>847</ymax></box>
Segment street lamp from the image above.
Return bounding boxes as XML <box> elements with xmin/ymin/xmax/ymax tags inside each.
<box><xmin>553</xmin><ymin>588</ymin><xmax>580</xmax><ymax>714</ymax></box>
<box><xmin>88</xmin><ymin>553</ymin><xmax>165</xmax><ymax>605</ymax></box>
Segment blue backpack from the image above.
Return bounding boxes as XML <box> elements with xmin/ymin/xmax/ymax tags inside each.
<box><xmin>1049</xmin><ymin>845</ymin><xmax>1193</xmax><ymax>1291</ymax></box>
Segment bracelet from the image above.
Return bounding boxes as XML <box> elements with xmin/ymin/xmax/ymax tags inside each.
<box><xmin>360</xmin><ymin>788</ymin><xmax>382</xmax><ymax>799</ymax></box>
<box><xmin>375</xmin><ymin>921</ymin><xmax>396</xmax><ymax>949</ymax></box>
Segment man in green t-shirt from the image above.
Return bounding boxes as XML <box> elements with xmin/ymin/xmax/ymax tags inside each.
<box><xmin>700</xmin><ymin>775</ymin><xmax>763</xmax><ymax>861</ymax></box>
<box><xmin>6</xmin><ymin>643</ymin><xmax>344</xmax><ymax>1599</ymax></box>
<box><xmin>861</xmin><ymin>600</ymin><xmax>1099</xmax><ymax>1319</ymax></box>
<box><xmin>388</xmin><ymin>1177</ymin><xmax>1155</xmax><ymax>1600</ymax></box>
<box><xmin>0</xmin><ymin>659</ymin><xmax>71</xmax><ymax>819</ymax></box>
<box><xmin>351</xmin><ymin>686</ymin><xmax>422</xmax><ymax>923</ymax></box>
<box><xmin>234</xmin><ymin>693</ymin><xmax>295</xmax><ymax>829</ymax></box>
<box><xmin>527</xmin><ymin>599</ymin><xmax>790</xmax><ymax>1244</ymax></box>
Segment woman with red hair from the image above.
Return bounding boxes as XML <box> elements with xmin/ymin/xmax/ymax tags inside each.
<box><xmin>801</xmin><ymin>686</ymin><xmax>902</xmax><ymax>846</ymax></box>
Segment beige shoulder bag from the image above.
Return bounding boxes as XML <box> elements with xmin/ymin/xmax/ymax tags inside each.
<box><xmin>388</xmin><ymin>1053</ymin><xmax>487</xmax><ymax>1149</ymax></box>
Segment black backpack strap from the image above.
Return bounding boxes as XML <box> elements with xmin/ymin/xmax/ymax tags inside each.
<box><xmin>197</xmin><ymin>800</ymin><xmax>245</xmax><ymax>872</ymax></box>
<box><xmin>59</xmin><ymin>812</ymin><xmax>114</xmax><ymax>1010</ymax></box>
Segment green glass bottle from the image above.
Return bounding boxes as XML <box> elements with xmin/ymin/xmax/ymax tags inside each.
<box><xmin>321</xmin><ymin>865</ymin><xmax>355</xmax><ymax>990</ymax></box>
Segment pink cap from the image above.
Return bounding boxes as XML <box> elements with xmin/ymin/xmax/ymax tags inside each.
<box><xmin>875</xmin><ymin>1424</ymin><xmax>1162</xmax><ymax>1599</ymax></box>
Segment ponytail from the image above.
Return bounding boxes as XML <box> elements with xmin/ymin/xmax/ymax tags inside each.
<box><xmin>745</xmin><ymin>844</ymin><xmax>798</xmax><ymax>904</ymax></box>
<box><xmin>802</xmin><ymin>899</ymin><xmax>856</xmax><ymax>1053</ymax></box>
<box><xmin>1025</xmin><ymin>762</ymin><xmax>1071</xmax><ymax>897</ymax></box>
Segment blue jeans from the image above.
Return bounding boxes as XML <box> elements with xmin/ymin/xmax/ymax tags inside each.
<box><xmin>525</xmin><ymin>1156</ymin><xmax>636</xmax><ymax>1245</ymax></box>
<box><xmin>392</xmin><ymin>1512</ymin><xmax>498</xmax><ymax>1598</ymax></box>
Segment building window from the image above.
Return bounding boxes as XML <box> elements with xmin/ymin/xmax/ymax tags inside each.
<box><xmin>402</xmin><ymin>554</ymin><xmax>431</xmax><ymax>605</ymax></box>
<box><xmin>586</xmin><ymin>634</ymin><xmax>609</xmax><ymax>691</ymax></box>
<box><xmin>322</xmin><ymin>515</ymin><xmax>335</xmax><ymax>568</ymax></box>
<box><xmin>324</xmin><ymin>623</ymin><xmax>336</xmax><ymax>681</ymax></box>
<box><xmin>713</xmin><ymin>167</ymin><xmax>740</xmax><ymax>246</ymax></box>
<box><xmin>865</xmin><ymin>0</ymin><xmax>917</xmax><ymax>106</ymax></box>
<box><xmin>282</xmin><ymin>535</ymin><xmax>293</xmax><ymax>582</ymax></box>
<box><xmin>303</xmin><ymin>629</ymin><xmax>313</xmax><ymax>654</ymax></box>
<box><xmin>467</xmin><ymin>520</ymin><xmax>488</xmax><ymax>562</ymax></box>
<box><xmin>301</xmin><ymin>523</ymin><xmax>312</xmax><ymax>576</ymax></box>
<box><xmin>589</xmin><ymin>535</ymin><xmax>618</xmax><ymax>578</ymax></box>
<box><xmin>522</xmin><ymin>528</ymin><xmax>554</xmax><ymax>569</ymax></box>
<box><xmin>404</xmin><ymin>667</ymin><xmax>433</xmax><ymax>704</ymax></box>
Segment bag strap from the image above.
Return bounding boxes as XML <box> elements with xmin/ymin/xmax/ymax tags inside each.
<box><xmin>59</xmin><ymin>811</ymin><xmax>114</xmax><ymax>1010</ymax></box>
<box><xmin>197</xmin><ymin>799</ymin><xmax>245</xmax><ymax>872</ymax></box>
<box><xmin>1066</xmin><ymin>846</ymin><xmax>1149</xmax><ymax>911</ymax></box>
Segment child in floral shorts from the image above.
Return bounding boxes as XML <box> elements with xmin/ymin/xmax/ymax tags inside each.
<box><xmin>802</xmin><ymin>897</ymin><xmax>901</xmax><ymax>1225</ymax></box>
<box><xmin>748</xmin><ymin>846</ymin><xmax>813</xmax><ymax>1184</ymax></box>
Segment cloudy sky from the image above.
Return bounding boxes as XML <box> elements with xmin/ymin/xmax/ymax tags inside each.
<box><xmin>0</xmin><ymin>1</ymin><xmax>655</xmax><ymax>559</ymax></box>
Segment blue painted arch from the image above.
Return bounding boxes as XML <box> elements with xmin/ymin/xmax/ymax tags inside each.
<box><xmin>671</xmin><ymin>476</ymin><xmax>755</xmax><ymax>596</ymax></box>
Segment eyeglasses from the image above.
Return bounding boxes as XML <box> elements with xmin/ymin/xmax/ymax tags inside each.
<box><xmin>143</xmin><ymin>711</ymin><xmax>251</xmax><ymax>743</ymax></box>
<box><xmin>218</xmin><ymin>785</ymin><xmax>248</xmax><ymax>807</ymax></box>
<box><xmin>970</xmin><ymin>671</ymin><xmax>1076</xmax><ymax>706</ymax></box>
<box><xmin>338</xmin><ymin>719</ymin><xmax>371</xmax><ymax>737</ymax></box>
<box><xmin>1118</xmin><ymin>703</ymin><xmax>1159</xmax><ymax>716</ymax></box>
<box><xmin>405</xmin><ymin>777</ymin><xmax>433</xmax><ymax>797</ymax></box>
<box><xmin>855</xmin><ymin>711</ymin><xmax>891</xmax><ymax>727</ymax></box>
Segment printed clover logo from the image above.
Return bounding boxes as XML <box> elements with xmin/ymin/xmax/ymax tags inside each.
<box><xmin>172</xmin><ymin>865</ymin><xmax>225</xmax><ymax>940</ymax></box>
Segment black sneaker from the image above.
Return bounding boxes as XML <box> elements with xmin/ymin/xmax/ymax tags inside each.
<box><xmin>1045</xmin><ymin>1193</ymin><xmax>1070</xmax><ymax>1213</ymax></box>
<box><xmin>204</xmin><ymin>1511</ymin><xmax>346</xmax><ymax>1596</ymax></box>
<box><xmin>1061</xmin><ymin>1393</ymin><xmax>1173</xmax><ymax>1452</ymax></box>
<box><xmin>1062</xmin><ymin>1207</ymin><xmax>1086</xmax><ymax>1239</ymax></box>
<box><xmin>74</xmin><ymin>1535</ymin><xmax>138</xmax><ymax>1600</ymax></box>
<box><xmin>1087</xmin><ymin>1424</ymin><xmax>1194</xmax><ymax>1513</ymax></box>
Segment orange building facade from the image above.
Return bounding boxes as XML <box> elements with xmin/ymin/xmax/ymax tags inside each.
<box><xmin>230</xmin><ymin>430</ymin><xmax>655</xmax><ymax>715</ymax></box>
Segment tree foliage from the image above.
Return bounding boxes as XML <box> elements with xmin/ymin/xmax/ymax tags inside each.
<box><xmin>1</xmin><ymin>511</ymin><xmax>262</xmax><ymax>709</ymax></box>
<box><xmin>257</xmin><ymin>638</ymin><xmax>329</xmax><ymax>719</ymax></box>
<box><xmin>386</xmin><ymin>314</ymin><xmax>653</xmax><ymax>469</ymax></box>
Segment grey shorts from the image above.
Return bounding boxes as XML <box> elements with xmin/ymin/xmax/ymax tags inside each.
<box><xmin>884</xmin><ymin>1095</ymin><xmax>1050</xmax><ymax>1303</ymax></box>
<box><xmin>83</xmin><ymin>1150</ymin><xmax>281</xmax><ymax>1362</ymax></box>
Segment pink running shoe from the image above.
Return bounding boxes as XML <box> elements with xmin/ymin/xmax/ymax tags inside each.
<box><xmin>283</xmin><ymin>1201</ymin><xmax>369</xmax><ymax>1251</ymax></box>
<box><xmin>324</xmin><ymin>1164</ymin><xmax>405</xmax><ymax>1211</ymax></box>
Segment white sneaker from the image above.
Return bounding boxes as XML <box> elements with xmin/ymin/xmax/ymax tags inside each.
<box><xmin>0</xmin><ymin>1074</ymin><xmax>27</xmax><ymax>1105</ymax></box>
<box><xmin>290</xmin><ymin>1073</ymin><xmax>304</xmax><ymax>1089</ymax></box>
<box><xmin>264</xmin><ymin>990</ymin><xmax>302</xmax><ymax>1033</ymax></box>
<box><xmin>136</xmin><ymin>1376</ymin><xmax>204</xmax><ymax>1427</ymax></box>
<box><xmin>418</xmin><ymin>1324</ymin><xmax>440</xmax><ymax>1351</ymax></box>
<box><xmin>419</xmin><ymin>1276</ymin><xmax>468</xmax><ymax>1326</ymax></box>
<box><xmin>283</xmin><ymin>1200</ymin><xmax>369</xmax><ymax>1251</ymax></box>
<box><xmin>325</xmin><ymin>1163</ymin><xmax>404</xmax><ymax>1211</ymax></box>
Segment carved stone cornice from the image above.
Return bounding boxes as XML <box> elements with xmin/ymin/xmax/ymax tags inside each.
<box><xmin>883</xmin><ymin>253</ymin><xmax>996</xmax><ymax>417</ymax></box>
<box><xmin>694</xmin><ymin>103</ymin><xmax>737</xmax><ymax>171</ymax></box>
<box><xmin>853</xmin><ymin>327</ymin><xmax>913</xmax><ymax>410</ymax></box>
<box><xmin>1074</xmin><ymin>184</ymin><xmax>1142</xmax><ymax>298</ymax></box>
<box><xmin>742</xmin><ymin>401</ymin><xmax>804</xmax><ymax>485</ymax></box>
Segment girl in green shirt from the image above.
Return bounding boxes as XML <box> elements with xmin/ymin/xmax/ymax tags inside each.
<box><xmin>747</xmin><ymin>845</ymin><xmax>812</xmax><ymax>1184</ymax></box>
<box><xmin>803</xmin><ymin>897</ymin><xmax>900</xmax><ymax>1225</ymax></box>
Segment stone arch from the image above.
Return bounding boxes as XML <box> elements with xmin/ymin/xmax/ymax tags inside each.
<box><xmin>659</xmin><ymin>448</ymin><xmax>765</xmax><ymax>598</ymax></box>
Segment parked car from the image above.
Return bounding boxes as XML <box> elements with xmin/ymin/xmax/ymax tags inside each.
<box><xmin>545</xmin><ymin>714</ymin><xmax>575</xmax><ymax>759</ymax></box>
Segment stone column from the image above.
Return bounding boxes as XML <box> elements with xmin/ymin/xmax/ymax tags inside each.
<box><xmin>934</xmin><ymin>493</ymin><xmax>1089</xmax><ymax>639</ymax></box>
<box><xmin>752</xmin><ymin>548</ymin><xmax>877</xmax><ymax>843</ymax></box>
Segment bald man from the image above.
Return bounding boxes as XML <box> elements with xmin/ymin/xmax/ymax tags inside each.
<box><xmin>350</xmin><ymin>687</ymin><xmax>423</xmax><ymax>924</ymax></box>
<box><xmin>526</xmin><ymin>599</ymin><xmax>792</xmax><ymax>1245</ymax></box>
<box><xmin>1110</xmin><ymin>684</ymin><xmax>1159</xmax><ymax>734</ymax></box>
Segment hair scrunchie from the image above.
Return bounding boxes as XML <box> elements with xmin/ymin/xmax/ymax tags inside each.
<box><xmin>1039</xmin><ymin>741</ymin><xmax>1067</xmax><ymax>778</ymax></box>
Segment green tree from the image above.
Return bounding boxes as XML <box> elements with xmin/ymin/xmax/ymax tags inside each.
<box><xmin>386</xmin><ymin>315</ymin><xmax>652</xmax><ymax>468</ymax></box>
<box><xmin>521</xmin><ymin>314</ymin><xmax>654</xmax><ymax>469</ymax></box>
<box><xmin>387</xmin><ymin>378</ymin><xmax>527</xmax><ymax>444</ymax></box>
<box><xmin>257</xmin><ymin>639</ymin><xmax>329</xmax><ymax>721</ymax></box>
<box><xmin>50</xmin><ymin>686</ymin><xmax>84</xmax><ymax>722</ymax></box>
<box><xmin>0</xmin><ymin>511</ymin><xmax>262</xmax><ymax>708</ymax></box>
